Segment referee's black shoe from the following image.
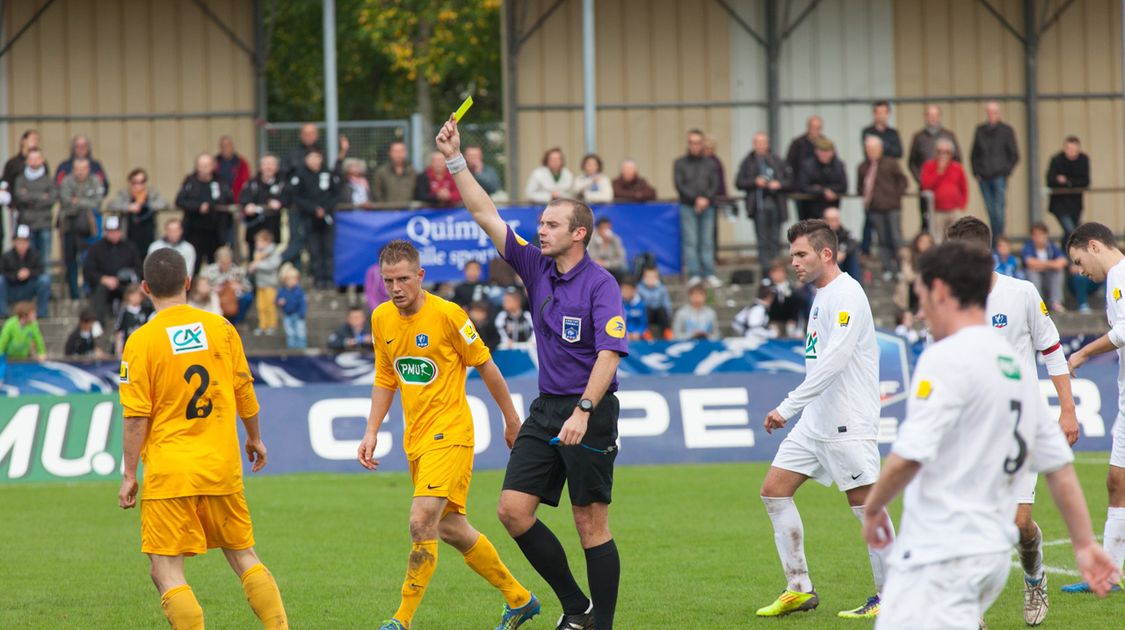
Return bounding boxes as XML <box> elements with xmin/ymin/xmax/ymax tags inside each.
<box><xmin>555</xmin><ymin>603</ymin><xmax>595</xmax><ymax>630</ymax></box>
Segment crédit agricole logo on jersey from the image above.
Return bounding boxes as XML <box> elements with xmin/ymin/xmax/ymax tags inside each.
<box><xmin>166</xmin><ymin>323</ymin><xmax>208</xmax><ymax>355</ymax></box>
<box><xmin>395</xmin><ymin>357</ymin><xmax>438</xmax><ymax>385</ymax></box>
<box><xmin>805</xmin><ymin>331</ymin><xmax>818</xmax><ymax>359</ymax></box>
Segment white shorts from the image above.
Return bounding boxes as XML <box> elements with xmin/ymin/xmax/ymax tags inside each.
<box><xmin>877</xmin><ymin>552</ymin><xmax>1009</xmax><ymax>630</ymax></box>
<box><xmin>1112</xmin><ymin>419</ymin><xmax>1125</xmax><ymax>469</ymax></box>
<box><xmin>772</xmin><ymin>431</ymin><xmax>880</xmax><ymax>491</ymax></box>
<box><xmin>1015</xmin><ymin>471</ymin><xmax>1037</xmax><ymax>504</ymax></box>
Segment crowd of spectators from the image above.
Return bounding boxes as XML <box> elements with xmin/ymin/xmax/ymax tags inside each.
<box><xmin>0</xmin><ymin>99</ymin><xmax>1102</xmax><ymax>360</ymax></box>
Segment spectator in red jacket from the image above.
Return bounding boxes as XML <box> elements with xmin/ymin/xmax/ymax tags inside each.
<box><xmin>215</xmin><ymin>135</ymin><xmax>251</xmax><ymax>201</ymax></box>
<box><xmin>920</xmin><ymin>138</ymin><xmax>968</xmax><ymax>243</ymax></box>
<box><xmin>415</xmin><ymin>151</ymin><xmax>462</xmax><ymax>207</ymax></box>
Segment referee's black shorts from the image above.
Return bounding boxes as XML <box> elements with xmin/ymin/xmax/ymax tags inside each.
<box><xmin>502</xmin><ymin>393</ymin><xmax>619</xmax><ymax>507</ymax></box>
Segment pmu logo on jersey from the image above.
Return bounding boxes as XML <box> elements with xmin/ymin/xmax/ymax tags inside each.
<box><xmin>805</xmin><ymin>331</ymin><xmax>818</xmax><ymax>358</ymax></box>
<box><xmin>394</xmin><ymin>357</ymin><xmax>438</xmax><ymax>385</ymax></box>
<box><xmin>998</xmin><ymin>355</ymin><xmax>1021</xmax><ymax>380</ymax></box>
<box><xmin>166</xmin><ymin>323</ymin><xmax>208</xmax><ymax>355</ymax></box>
<box><xmin>562</xmin><ymin>316</ymin><xmax>582</xmax><ymax>343</ymax></box>
<box><xmin>992</xmin><ymin>313</ymin><xmax>1009</xmax><ymax>328</ymax></box>
<box><xmin>415</xmin><ymin>333</ymin><xmax>429</xmax><ymax>348</ymax></box>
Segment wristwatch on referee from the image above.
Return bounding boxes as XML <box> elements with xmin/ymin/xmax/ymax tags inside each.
<box><xmin>576</xmin><ymin>399</ymin><xmax>594</xmax><ymax>414</ymax></box>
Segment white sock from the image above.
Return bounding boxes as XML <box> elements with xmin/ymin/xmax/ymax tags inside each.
<box><xmin>762</xmin><ymin>496</ymin><xmax>812</xmax><ymax>592</ymax></box>
<box><xmin>1104</xmin><ymin>507</ymin><xmax>1125</xmax><ymax>570</ymax></box>
<box><xmin>1019</xmin><ymin>523</ymin><xmax>1045</xmax><ymax>582</ymax></box>
<box><xmin>851</xmin><ymin>505</ymin><xmax>894</xmax><ymax>595</ymax></box>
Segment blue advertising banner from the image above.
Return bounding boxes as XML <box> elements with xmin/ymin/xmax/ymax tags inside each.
<box><xmin>1</xmin><ymin>367</ymin><xmax>1117</xmax><ymax>483</ymax></box>
<box><xmin>332</xmin><ymin>203</ymin><xmax>683</xmax><ymax>285</ymax></box>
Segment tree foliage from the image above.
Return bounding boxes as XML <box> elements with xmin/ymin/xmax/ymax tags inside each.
<box><xmin>265</xmin><ymin>0</ymin><xmax>501</xmax><ymax>126</ymax></box>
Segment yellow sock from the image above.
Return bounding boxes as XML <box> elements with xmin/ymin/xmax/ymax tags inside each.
<box><xmin>394</xmin><ymin>540</ymin><xmax>438</xmax><ymax>626</ymax></box>
<box><xmin>240</xmin><ymin>563</ymin><xmax>289</xmax><ymax>630</ymax></box>
<box><xmin>160</xmin><ymin>585</ymin><xmax>205</xmax><ymax>630</ymax></box>
<box><xmin>463</xmin><ymin>534</ymin><xmax>532</xmax><ymax>608</ymax></box>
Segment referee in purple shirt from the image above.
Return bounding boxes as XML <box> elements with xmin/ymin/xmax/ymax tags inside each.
<box><xmin>438</xmin><ymin>117</ymin><xmax>627</xmax><ymax>630</ymax></box>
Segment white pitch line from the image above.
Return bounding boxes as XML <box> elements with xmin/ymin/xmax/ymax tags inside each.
<box><xmin>1073</xmin><ymin>457</ymin><xmax>1109</xmax><ymax>465</ymax></box>
<box><xmin>1040</xmin><ymin>536</ymin><xmax>1101</xmax><ymax>548</ymax></box>
<box><xmin>1010</xmin><ymin>561</ymin><xmax>1081</xmax><ymax>577</ymax></box>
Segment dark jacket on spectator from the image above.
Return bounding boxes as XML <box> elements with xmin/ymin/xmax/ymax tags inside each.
<box><xmin>857</xmin><ymin>158</ymin><xmax>909</xmax><ymax>212</ymax></box>
<box><xmin>1</xmin><ymin>246</ymin><xmax>44</xmax><ymax>285</ymax></box>
<box><xmin>290</xmin><ymin>166</ymin><xmax>340</xmax><ymax>229</ymax></box>
<box><xmin>57</xmin><ymin>173</ymin><xmax>105</xmax><ymax>235</ymax></box>
<box><xmin>327</xmin><ymin>322</ymin><xmax>373</xmax><ymax>353</ymax></box>
<box><xmin>971</xmin><ymin>122</ymin><xmax>1019</xmax><ymax>179</ymax></box>
<box><xmin>239</xmin><ymin>174</ymin><xmax>288</xmax><ymax>244</ymax></box>
<box><xmin>908</xmin><ymin>127</ymin><xmax>962</xmax><ymax>182</ymax></box>
<box><xmin>13</xmin><ymin>172</ymin><xmax>57</xmax><ymax>230</ymax></box>
<box><xmin>176</xmin><ymin>175</ymin><xmax>234</xmax><ymax>233</ymax></box>
<box><xmin>785</xmin><ymin>135</ymin><xmax>816</xmax><ymax>183</ymax></box>
<box><xmin>215</xmin><ymin>152</ymin><xmax>251</xmax><ymax>201</ymax></box>
<box><xmin>1046</xmin><ymin>152</ymin><xmax>1090</xmax><ymax>219</ymax></box>
<box><xmin>673</xmin><ymin>154</ymin><xmax>720</xmax><ymax>206</ymax></box>
<box><xmin>108</xmin><ymin>187</ymin><xmax>170</xmax><ymax>255</ymax></box>
<box><xmin>65</xmin><ymin>327</ymin><xmax>98</xmax><ymax>357</ymax></box>
<box><xmin>736</xmin><ymin>151</ymin><xmax>791</xmax><ymax>220</ymax></box>
<box><xmin>797</xmin><ymin>156</ymin><xmax>848</xmax><ymax>218</ymax></box>
<box><xmin>612</xmin><ymin>175</ymin><xmax>657</xmax><ymax>202</ymax></box>
<box><xmin>55</xmin><ymin>149</ymin><xmax>109</xmax><ymax>190</ymax></box>
<box><xmin>861</xmin><ymin>125</ymin><xmax>904</xmax><ymax>158</ymax></box>
<box><xmin>83</xmin><ymin>238</ymin><xmax>142</xmax><ymax>286</ymax></box>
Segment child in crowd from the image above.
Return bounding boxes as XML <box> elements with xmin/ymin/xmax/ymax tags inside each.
<box><xmin>0</xmin><ymin>302</ymin><xmax>45</xmax><ymax>360</ymax></box>
<box><xmin>636</xmin><ymin>266</ymin><xmax>673</xmax><ymax>340</ymax></box>
<box><xmin>277</xmin><ymin>265</ymin><xmax>308</xmax><ymax>349</ymax></box>
<box><xmin>467</xmin><ymin>300</ymin><xmax>501</xmax><ymax>350</ymax></box>
<box><xmin>188</xmin><ymin>276</ymin><xmax>222</xmax><ymax>314</ymax></box>
<box><xmin>327</xmin><ymin>306</ymin><xmax>373</xmax><ymax>354</ymax></box>
<box><xmin>495</xmin><ymin>288</ymin><xmax>534</xmax><ymax>348</ymax></box>
<box><xmin>673</xmin><ymin>283</ymin><xmax>719</xmax><ymax>340</ymax></box>
<box><xmin>620</xmin><ymin>279</ymin><xmax>649</xmax><ymax>341</ymax></box>
<box><xmin>763</xmin><ymin>261</ymin><xmax>806</xmax><ymax>338</ymax></box>
<box><xmin>115</xmin><ymin>284</ymin><xmax>151</xmax><ymax>355</ymax></box>
<box><xmin>65</xmin><ymin>309</ymin><xmax>108</xmax><ymax>359</ymax></box>
<box><xmin>249</xmin><ymin>229</ymin><xmax>282</xmax><ymax>335</ymax></box>
<box><xmin>993</xmin><ymin>234</ymin><xmax>1022</xmax><ymax>278</ymax></box>
<box><xmin>893</xmin><ymin>308</ymin><xmax>922</xmax><ymax>344</ymax></box>
<box><xmin>732</xmin><ymin>284</ymin><xmax>775</xmax><ymax>340</ymax></box>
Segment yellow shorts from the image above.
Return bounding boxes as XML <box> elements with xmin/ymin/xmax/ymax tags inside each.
<box><xmin>409</xmin><ymin>445</ymin><xmax>473</xmax><ymax>516</ymax></box>
<box><xmin>140</xmin><ymin>492</ymin><xmax>255</xmax><ymax>556</ymax></box>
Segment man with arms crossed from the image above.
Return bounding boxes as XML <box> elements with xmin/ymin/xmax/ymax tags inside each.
<box><xmin>757</xmin><ymin>219</ymin><xmax>892</xmax><ymax>620</ymax></box>
<box><xmin>118</xmin><ymin>248</ymin><xmax>287</xmax><ymax>629</ymax></box>
<box><xmin>437</xmin><ymin>117</ymin><xmax>627</xmax><ymax>630</ymax></box>
<box><xmin>865</xmin><ymin>240</ymin><xmax>1117</xmax><ymax>628</ymax></box>
<box><xmin>357</xmin><ymin>240</ymin><xmax>539</xmax><ymax>630</ymax></box>
<box><xmin>1064</xmin><ymin>221</ymin><xmax>1125</xmax><ymax>593</ymax></box>
<box><xmin>945</xmin><ymin>216</ymin><xmax>1078</xmax><ymax>625</ymax></box>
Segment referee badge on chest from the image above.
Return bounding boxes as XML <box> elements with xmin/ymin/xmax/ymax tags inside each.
<box><xmin>562</xmin><ymin>316</ymin><xmax>582</xmax><ymax>343</ymax></box>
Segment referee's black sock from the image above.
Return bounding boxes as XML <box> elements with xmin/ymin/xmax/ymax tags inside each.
<box><xmin>514</xmin><ymin>519</ymin><xmax>590</xmax><ymax>614</ymax></box>
<box><xmin>585</xmin><ymin>539</ymin><xmax>619</xmax><ymax>630</ymax></box>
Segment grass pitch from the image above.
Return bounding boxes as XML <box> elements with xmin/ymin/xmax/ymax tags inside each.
<box><xmin>1</xmin><ymin>457</ymin><xmax>1120</xmax><ymax>629</ymax></box>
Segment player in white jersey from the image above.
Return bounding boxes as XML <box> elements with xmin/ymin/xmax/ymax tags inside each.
<box><xmin>756</xmin><ymin>220</ymin><xmax>891</xmax><ymax>620</ymax></box>
<box><xmin>1064</xmin><ymin>221</ymin><xmax>1125</xmax><ymax>593</ymax></box>
<box><xmin>863</xmin><ymin>240</ymin><xmax>1118</xmax><ymax>629</ymax></box>
<box><xmin>945</xmin><ymin>216</ymin><xmax>1078</xmax><ymax>624</ymax></box>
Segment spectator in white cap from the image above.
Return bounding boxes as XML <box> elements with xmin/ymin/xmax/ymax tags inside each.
<box><xmin>0</xmin><ymin>224</ymin><xmax>50</xmax><ymax>318</ymax></box>
<box><xmin>84</xmin><ymin>215</ymin><xmax>142</xmax><ymax>325</ymax></box>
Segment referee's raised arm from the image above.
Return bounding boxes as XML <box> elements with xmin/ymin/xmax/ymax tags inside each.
<box><xmin>435</xmin><ymin>116</ymin><xmax>509</xmax><ymax>256</ymax></box>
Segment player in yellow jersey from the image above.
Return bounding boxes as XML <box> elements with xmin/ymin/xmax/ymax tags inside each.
<box><xmin>117</xmin><ymin>248</ymin><xmax>287</xmax><ymax>630</ymax></box>
<box><xmin>358</xmin><ymin>240</ymin><xmax>539</xmax><ymax>630</ymax></box>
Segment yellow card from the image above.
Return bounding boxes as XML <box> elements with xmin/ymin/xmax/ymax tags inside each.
<box><xmin>453</xmin><ymin>96</ymin><xmax>474</xmax><ymax>122</ymax></box>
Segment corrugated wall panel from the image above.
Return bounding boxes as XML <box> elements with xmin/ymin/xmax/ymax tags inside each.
<box><xmin>515</xmin><ymin>0</ymin><xmax>731</xmax><ymax>200</ymax></box>
<box><xmin>4</xmin><ymin>0</ymin><xmax>257</xmax><ymax>211</ymax></box>
<box><xmin>893</xmin><ymin>0</ymin><xmax>1125</xmax><ymax>239</ymax></box>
